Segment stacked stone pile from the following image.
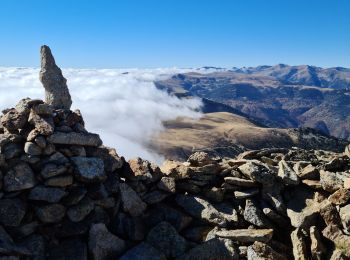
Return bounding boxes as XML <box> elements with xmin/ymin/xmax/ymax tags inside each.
<box><xmin>0</xmin><ymin>46</ymin><xmax>349</xmax><ymax>259</ymax></box>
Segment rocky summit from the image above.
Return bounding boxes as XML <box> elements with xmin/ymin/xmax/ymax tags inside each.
<box><xmin>0</xmin><ymin>47</ymin><xmax>350</xmax><ymax>259</ymax></box>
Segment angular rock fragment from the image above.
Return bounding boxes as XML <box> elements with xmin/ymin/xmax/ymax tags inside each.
<box><xmin>188</xmin><ymin>151</ymin><xmax>215</xmax><ymax>166</ymax></box>
<box><xmin>286</xmin><ymin>186</ymin><xmax>326</xmax><ymax>228</ymax></box>
<box><xmin>35</xmin><ymin>204</ymin><xmax>66</xmax><ymax>223</ymax></box>
<box><xmin>67</xmin><ymin>197</ymin><xmax>94</xmax><ymax>222</ymax></box>
<box><xmin>297</xmin><ymin>164</ymin><xmax>319</xmax><ymax>179</ymax></box>
<box><xmin>146</xmin><ymin>221</ymin><xmax>188</xmax><ymax>258</ymax></box>
<box><xmin>238</xmin><ymin>161</ymin><xmax>275</xmax><ymax>185</ymax></box>
<box><xmin>322</xmin><ymin>225</ymin><xmax>350</xmax><ymax>256</ymax></box>
<box><xmin>291</xmin><ymin>228</ymin><xmax>309</xmax><ymax>260</ymax></box>
<box><xmin>0</xmin><ymin>199</ymin><xmax>26</xmax><ymax>226</ymax></box>
<box><xmin>329</xmin><ymin>188</ymin><xmax>350</xmax><ymax>205</ymax></box>
<box><xmin>278</xmin><ymin>159</ymin><xmax>299</xmax><ymax>185</ymax></box>
<box><xmin>4</xmin><ymin>162</ymin><xmax>36</xmax><ymax>192</ymax></box>
<box><xmin>330</xmin><ymin>249</ymin><xmax>350</xmax><ymax>260</ymax></box>
<box><xmin>24</xmin><ymin>141</ymin><xmax>42</xmax><ymax>155</ymax></box>
<box><xmin>126</xmin><ymin>157</ymin><xmax>162</xmax><ymax>182</ymax></box>
<box><xmin>247</xmin><ymin>241</ymin><xmax>287</xmax><ymax>260</ymax></box>
<box><xmin>119</xmin><ymin>183</ymin><xmax>147</xmax><ymax>217</ymax></box>
<box><xmin>340</xmin><ymin>204</ymin><xmax>350</xmax><ymax>232</ymax></box>
<box><xmin>71</xmin><ymin>157</ymin><xmax>105</xmax><ymax>183</ymax></box>
<box><xmin>89</xmin><ymin>223</ymin><xmax>125</xmax><ymax>260</ymax></box>
<box><xmin>262</xmin><ymin>182</ymin><xmax>286</xmax><ymax>214</ymax></box>
<box><xmin>112</xmin><ymin>212</ymin><xmax>145</xmax><ymax>241</ymax></box>
<box><xmin>244</xmin><ymin>199</ymin><xmax>272</xmax><ymax>228</ymax></box>
<box><xmin>28</xmin><ymin>110</ymin><xmax>54</xmax><ymax>135</ymax></box>
<box><xmin>142</xmin><ymin>190</ymin><xmax>169</xmax><ymax>204</ymax></box>
<box><xmin>320</xmin><ymin>170</ymin><xmax>346</xmax><ymax>192</ymax></box>
<box><xmin>0</xmin><ymin>108</ymin><xmax>27</xmax><ymax>131</ymax></box>
<box><xmin>145</xmin><ymin>203</ymin><xmax>192</xmax><ymax>232</ymax></box>
<box><xmin>310</xmin><ymin>226</ymin><xmax>326</xmax><ymax>260</ymax></box>
<box><xmin>2</xmin><ymin>142</ymin><xmax>22</xmax><ymax>159</ymax></box>
<box><xmin>157</xmin><ymin>176</ymin><xmax>176</xmax><ymax>193</ymax></box>
<box><xmin>175</xmin><ymin>194</ymin><xmax>228</xmax><ymax>226</ymax></box>
<box><xmin>345</xmin><ymin>144</ymin><xmax>350</xmax><ymax>157</ymax></box>
<box><xmin>161</xmin><ymin>160</ymin><xmax>192</xmax><ymax>179</ymax></box>
<box><xmin>15</xmin><ymin>98</ymin><xmax>43</xmax><ymax>114</ymax></box>
<box><xmin>320</xmin><ymin>202</ymin><xmax>342</xmax><ymax>226</ymax></box>
<box><xmin>85</xmin><ymin>146</ymin><xmax>123</xmax><ymax>172</ymax></box>
<box><xmin>301</xmin><ymin>179</ymin><xmax>322</xmax><ymax>189</ymax></box>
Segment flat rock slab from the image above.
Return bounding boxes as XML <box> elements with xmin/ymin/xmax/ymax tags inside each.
<box><xmin>71</xmin><ymin>157</ymin><xmax>105</xmax><ymax>183</ymax></box>
<box><xmin>48</xmin><ymin>132</ymin><xmax>102</xmax><ymax>147</ymax></box>
<box><xmin>215</xmin><ymin>228</ymin><xmax>274</xmax><ymax>243</ymax></box>
<box><xmin>29</xmin><ymin>185</ymin><xmax>67</xmax><ymax>203</ymax></box>
<box><xmin>0</xmin><ymin>199</ymin><xmax>26</xmax><ymax>227</ymax></box>
<box><xmin>4</xmin><ymin>162</ymin><xmax>36</xmax><ymax>192</ymax></box>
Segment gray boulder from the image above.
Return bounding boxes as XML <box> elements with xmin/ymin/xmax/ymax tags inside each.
<box><xmin>39</xmin><ymin>45</ymin><xmax>72</xmax><ymax>110</ymax></box>
<box><xmin>4</xmin><ymin>162</ymin><xmax>36</xmax><ymax>192</ymax></box>
<box><xmin>89</xmin><ymin>223</ymin><xmax>125</xmax><ymax>260</ymax></box>
<box><xmin>146</xmin><ymin>221</ymin><xmax>188</xmax><ymax>258</ymax></box>
<box><xmin>71</xmin><ymin>157</ymin><xmax>106</xmax><ymax>183</ymax></box>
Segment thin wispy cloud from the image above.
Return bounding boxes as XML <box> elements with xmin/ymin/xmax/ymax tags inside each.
<box><xmin>0</xmin><ymin>67</ymin><xmax>203</xmax><ymax>163</ymax></box>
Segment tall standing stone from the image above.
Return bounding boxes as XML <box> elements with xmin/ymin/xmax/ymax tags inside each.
<box><xmin>39</xmin><ymin>45</ymin><xmax>72</xmax><ymax>110</ymax></box>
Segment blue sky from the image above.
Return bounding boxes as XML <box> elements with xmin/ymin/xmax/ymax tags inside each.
<box><xmin>0</xmin><ymin>0</ymin><xmax>349</xmax><ymax>68</ymax></box>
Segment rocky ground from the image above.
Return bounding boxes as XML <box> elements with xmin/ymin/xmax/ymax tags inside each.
<box><xmin>0</xmin><ymin>97</ymin><xmax>350</xmax><ymax>259</ymax></box>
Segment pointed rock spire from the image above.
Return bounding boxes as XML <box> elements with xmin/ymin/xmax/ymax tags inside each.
<box><xmin>39</xmin><ymin>45</ymin><xmax>72</xmax><ymax>110</ymax></box>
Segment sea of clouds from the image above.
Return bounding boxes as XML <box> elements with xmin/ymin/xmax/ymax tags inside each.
<box><xmin>0</xmin><ymin>67</ymin><xmax>204</xmax><ymax>163</ymax></box>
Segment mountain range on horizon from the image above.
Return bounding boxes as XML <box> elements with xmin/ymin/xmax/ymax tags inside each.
<box><xmin>154</xmin><ymin>63</ymin><xmax>350</xmax><ymax>160</ymax></box>
<box><xmin>199</xmin><ymin>63</ymin><xmax>350</xmax><ymax>89</ymax></box>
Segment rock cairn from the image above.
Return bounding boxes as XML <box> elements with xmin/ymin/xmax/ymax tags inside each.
<box><xmin>0</xmin><ymin>47</ymin><xmax>349</xmax><ymax>259</ymax></box>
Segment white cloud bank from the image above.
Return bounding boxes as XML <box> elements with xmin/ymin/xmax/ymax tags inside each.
<box><xmin>0</xmin><ymin>67</ymin><xmax>203</xmax><ymax>163</ymax></box>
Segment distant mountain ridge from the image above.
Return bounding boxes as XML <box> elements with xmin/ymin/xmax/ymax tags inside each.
<box><xmin>156</xmin><ymin>64</ymin><xmax>350</xmax><ymax>141</ymax></box>
<box><xmin>231</xmin><ymin>64</ymin><xmax>350</xmax><ymax>89</ymax></box>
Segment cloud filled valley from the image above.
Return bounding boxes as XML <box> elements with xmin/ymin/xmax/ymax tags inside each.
<box><xmin>0</xmin><ymin>67</ymin><xmax>203</xmax><ymax>163</ymax></box>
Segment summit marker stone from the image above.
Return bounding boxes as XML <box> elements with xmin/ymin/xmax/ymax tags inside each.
<box><xmin>39</xmin><ymin>45</ymin><xmax>72</xmax><ymax>110</ymax></box>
